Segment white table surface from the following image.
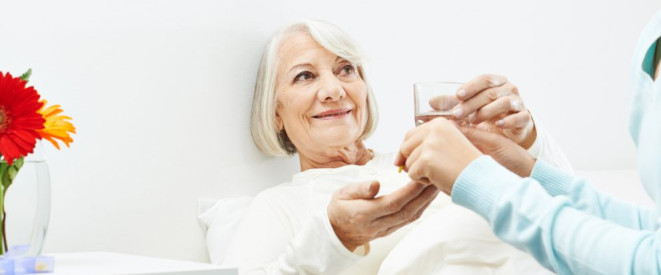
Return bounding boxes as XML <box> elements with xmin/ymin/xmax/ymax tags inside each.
<box><xmin>32</xmin><ymin>252</ymin><xmax>237</xmax><ymax>275</ymax></box>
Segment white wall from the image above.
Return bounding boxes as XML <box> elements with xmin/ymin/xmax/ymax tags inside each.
<box><xmin>1</xmin><ymin>0</ymin><xmax>659</xmax><ymax>263</ymax></box>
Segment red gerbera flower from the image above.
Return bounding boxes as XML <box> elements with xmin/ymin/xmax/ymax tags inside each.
<box><xmin>0</xmin><ymin>72</ymin><xmax>45</xmax><ymax>165</ymax></box>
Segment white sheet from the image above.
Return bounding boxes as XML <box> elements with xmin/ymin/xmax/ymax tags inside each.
<box><xmin>378</xmin><ymin>203</ymin><xmax>555</xmax><ymax>275</ymax></box>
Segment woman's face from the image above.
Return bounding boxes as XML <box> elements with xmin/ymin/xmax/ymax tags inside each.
<box><xmin>274</xmin><ymin>32</ymin><xmax>368</xmax><ymax>156</ymax></box>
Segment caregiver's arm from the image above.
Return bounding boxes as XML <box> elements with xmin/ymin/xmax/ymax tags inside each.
<box><xmin>452</xmin><ymin>156</ymin><xmax>660</xmax><ymax>274</ymax></box>
<box><xmin>531</xmin><ymin>159</ymin><xmax>657</xmax><ymax>229</ymax></box>
<box><xmin>462</xmin><ymin>127</ymin><xmax>657</xmax><ymax>230</ymax></box>
<box><xmin>397</xmin><ymin>119</ymin><xmax>661</xmax><ymax>274</ymax></box>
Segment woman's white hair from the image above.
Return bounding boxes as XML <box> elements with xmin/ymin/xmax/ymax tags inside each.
<box><xmin>250</xmin><ymin>18</ymin><xmax>378</xmax><ymax>156</ymax></box>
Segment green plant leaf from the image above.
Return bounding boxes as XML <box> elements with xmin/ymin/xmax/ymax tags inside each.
<box><xmin>19</xmin><ymin>69</ymin><xmax>32</xmax><ymax>82</ymax></box>
<box><xmin>0</xmin><ymin>163</ymin><xmax>8</xmax><ymax>190</ymax></box>
<box><xmin>0</xmin><ymin>158</ymin><xmax>23</xmax><ymax>190</ymax></box>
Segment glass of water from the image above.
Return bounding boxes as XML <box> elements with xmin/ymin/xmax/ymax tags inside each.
<box><xmin>413</xmin><ymin>82</ymin><xmax>463</xmax><ymax>126</ymax></box>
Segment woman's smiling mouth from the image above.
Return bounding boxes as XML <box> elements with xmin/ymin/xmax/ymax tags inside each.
<box><xmin>312</xmin><ymin>108</ymin><xmax>352</xmax><ymax>119</ymax></box>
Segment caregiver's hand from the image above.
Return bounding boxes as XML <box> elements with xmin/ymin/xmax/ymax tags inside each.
<box><xmin>459</xmin><ymin>125</ymin><xmax>537</xmax><ymax>177</ymax></box>
<box><xmin>434</xmin><ymin>74</ymin><xmax>536</xmax><ymax>149</ymax></box>
<box><xmin>395</xmin><ymin>118</ymin><xmax>482</xmax><ymax>194</ymax></box>
<box><xmin>328</xmin><ymin>180</ymin><xmax>438</xmax><ymax>252</ymax></box>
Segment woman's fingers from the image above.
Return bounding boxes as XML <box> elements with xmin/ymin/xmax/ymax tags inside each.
<box><xmin>373</xmin><ymin>184</ymin><xmax>438</xmax><ymax>228</ymax></box>
<box><xmin>372</xmin><ymin>181</ymin><xmax>426</xmax><ymax>216</ymax></box>
<box><xmin>333</xmin><ymin>180</ymin><xmax>381</xmax><ymax>201</ymax></box>
<box><xmin>376</xmin><ymin>190</ymin><xmax>437</xmax><ymax>238</ymax></box>
<box><xmin>328</xmin><ymin>180</ymin><xmax>434</xmax><ymax>250</ymax></box>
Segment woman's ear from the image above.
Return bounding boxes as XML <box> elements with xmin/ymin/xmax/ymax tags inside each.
<box><xmin>276</xmin><ymin>111</ymin><xmax>284</xmax><ymax>132</ymax></box>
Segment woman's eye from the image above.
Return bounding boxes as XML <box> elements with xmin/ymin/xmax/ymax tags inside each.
<box><xmin>294</xmin><ymin>71</ymin><xmax>315</xmax><ymax>83</ymax></box>
<box><xmin>338</xmin><ymin>65</ymin><xmax>356</xmax><ymax>76</ymax></box>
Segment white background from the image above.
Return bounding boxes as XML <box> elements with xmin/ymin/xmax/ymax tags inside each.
<box><xmin>1</xmin><ymin>0</ymin><xmax>659</xmax><ymax>263</ymax></box>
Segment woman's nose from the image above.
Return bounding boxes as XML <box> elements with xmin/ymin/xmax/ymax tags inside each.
<box><xmin>317</xmin><ymin>74</ymin><xmax>346</xmax><ymax>102</ymax></box>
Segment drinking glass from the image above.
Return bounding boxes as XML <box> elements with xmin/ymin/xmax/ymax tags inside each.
<box><xmin>413</xmin><ymin>82</ymin><xmax>463</xmax><ymax>126</ymax></box>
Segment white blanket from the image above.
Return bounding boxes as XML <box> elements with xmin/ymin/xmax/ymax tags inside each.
<box><xmin>379</xmin><ymin>204</ymin><xmax>554</xmax><ymax>275</ymax></box>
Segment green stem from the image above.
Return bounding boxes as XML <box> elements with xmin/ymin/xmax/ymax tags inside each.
<box><xmin>0</xmin><ymin>187</ymin><xmax>3</xmax><ymax>255</ymax></box>
<box><xmin>1</xmin><ymin>179</ymin><xmax>12</xmax><ymax>253</ymax></box>
<box><xmin>0</xmin><ymin>157</ymin><xmax>23</xmax><ymax>255</ymax></box>
<box><xmin>0</xmin><ymin>169</ymin><xmax>4</xmax><ymax>255</ymax></box>
<box><xmin>1</xmin><ymin>188</ymin><xmax>6</xmax><ymax>254</ymax></box>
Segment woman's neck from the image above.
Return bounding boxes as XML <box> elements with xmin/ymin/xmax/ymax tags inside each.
<box><xmin>298</xmin><ymin>139</ymin><xmax>374</xmax><ymax>171</ymax></box>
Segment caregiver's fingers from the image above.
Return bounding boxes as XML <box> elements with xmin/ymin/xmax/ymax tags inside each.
<box><xmin>405</xmin><ymin>147</ymin><xmax>432</xmax><ymax>186</ymax></box>
<box><xmin>495</xmin><ymin>110</ymin><xmax>533</xmax><ymax>129</ymax></box>
<box><xmin>395</xmin><ymin>117</ymin><xmax>456</xmax><ymax>168</ymax></box>
<box><xmin>453</xmin><ymin>82</ymin><xmax>519</xmax><ymax>120</ymax></box>
<box><xmin>470</xmin><ymin>95</ymin><xmax>525</xmax><ymax>124</ymax></box>
<box><xmin>429</xmin><ymin>94</ymin><xmax>460</xmax><ymax>112</ymax></box>
<box><xmin>403</xmin><ymin>145</ymin><xmax>423</xmax><ymax>175</ymax></box>
<box><xmin>459</xmin><ymin>125</ymin><xmax>508</xmax><ymax>151</ymax></box>
<box><xmin>459</xmin><ymin>125</ymin><xmax>536</xmax><ymax>177</ymax></box>
<box><xmin>456</xmin><ymin>74</ymin><xmax>509</xmax><ymax>101</ymax></box>
<box><xmin>394</xmin><ymin>123</ymin><xmax>436</xmax><ymax>167</ymax></box>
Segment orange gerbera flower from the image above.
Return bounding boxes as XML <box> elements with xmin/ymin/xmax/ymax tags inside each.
<box><xmin>36</xmin><ymin>100</ymin><xmax>75</xmax><ymax>150</ymax></box>
<box><xmin>0</xmin><ymin>72</ymin><xmax>45</xmax><ymax>165</ymax></box>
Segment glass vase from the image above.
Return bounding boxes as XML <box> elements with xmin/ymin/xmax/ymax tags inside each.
<box><xmin>4</xmin><ymin>142</ymin><xmax>50</xmax><ymax>256</ymax></box>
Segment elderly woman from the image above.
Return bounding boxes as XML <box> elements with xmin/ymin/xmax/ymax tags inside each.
<box><xmin>223</xmin><ymin>18</ymin><xmax>571</xmax><ymax>274</ymax></box>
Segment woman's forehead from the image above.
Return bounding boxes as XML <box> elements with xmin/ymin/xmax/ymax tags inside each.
<box><xmin>278</xmin><ymin>32</ymin><xmax>338</xmax><ymax>68</ymax></box>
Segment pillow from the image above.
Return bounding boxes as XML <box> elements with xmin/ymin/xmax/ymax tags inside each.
<box><xmin>197</xmin><ymin>196</ymin><xmax>253</xmax><ymax>264</ymax></box>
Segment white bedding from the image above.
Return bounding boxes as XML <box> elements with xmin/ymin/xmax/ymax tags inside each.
<box><xmin>378</xmin><ymin>203</ymin><xmax>554</xmax><ymax>275</ymax></box>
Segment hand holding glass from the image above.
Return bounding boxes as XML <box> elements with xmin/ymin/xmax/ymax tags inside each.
<box><xmin>414</xmin><ymin>82</ymin><xmax>462</xmax><ymax>126</ymax></box>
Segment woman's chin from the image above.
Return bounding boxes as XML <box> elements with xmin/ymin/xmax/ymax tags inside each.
<box><xmin>313</xmin><ymin>130</ymin><xmax>361</xmax><ymax>149</ymax></box>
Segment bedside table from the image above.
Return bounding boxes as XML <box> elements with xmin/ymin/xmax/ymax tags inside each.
<box><xmin>38</xmin><ymin>252</ymin><xmax>237</xmax><ymax>275</ymax></box>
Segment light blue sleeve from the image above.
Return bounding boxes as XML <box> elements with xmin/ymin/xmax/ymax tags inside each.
<box><xmin>452</xmin><ymin>156</ymin><xmax>661</xmax><ymax>274</ymax></box>
<box><xmin>530</xmin><ymin>160</ymin><xmax>658</xmax><ymax>230</ymax></box>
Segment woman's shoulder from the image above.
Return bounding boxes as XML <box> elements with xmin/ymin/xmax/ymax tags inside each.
<box><xmin>239</xmin><ymin>182</ymin><xmax>308</xmax><ymax>227</ymax></box>
<box><xmin>253</xmin><ymin>180</ymin><xmax>304</xmax><ymax>201</ymax></box>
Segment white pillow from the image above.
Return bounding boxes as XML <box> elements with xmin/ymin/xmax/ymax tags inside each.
<box><xmin>197</xmin><ymin>196</ymin><xmax>253</xmax><ymax>264</ymax></box>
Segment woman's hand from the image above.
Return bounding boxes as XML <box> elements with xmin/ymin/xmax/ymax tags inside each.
<box><xmin>432</xmin><ymin>74</ymin><xmax>536</xmax><ymax>149</ymax></box>
<box><xmin>327</xmin><ymin>180</ymin><xmax>439</xmax><ymax>252</ymax></box>
<box><xmin>395</xmin><ymin>118</ymin><xmax>482</xmax><ymax>194</ymax></box>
